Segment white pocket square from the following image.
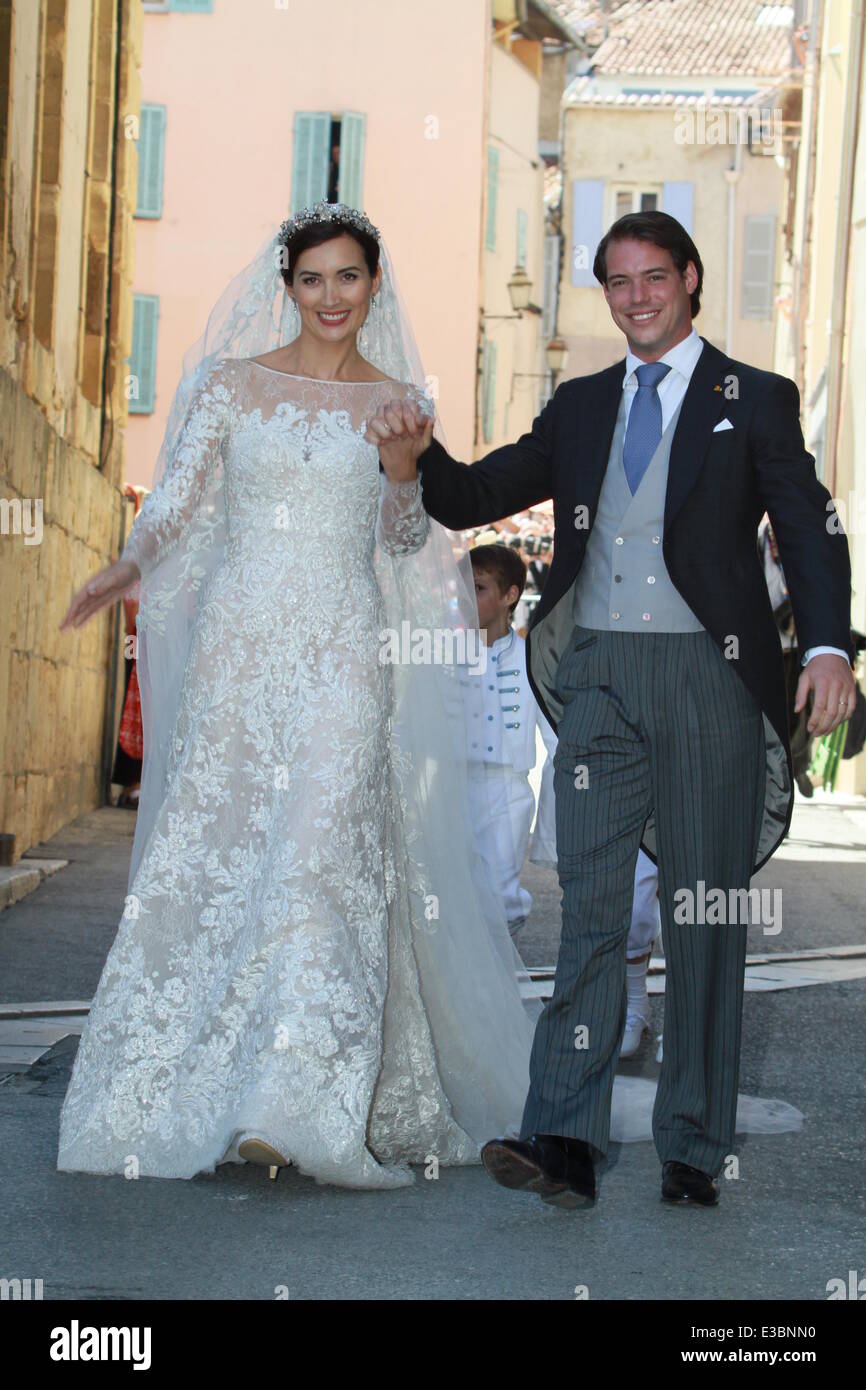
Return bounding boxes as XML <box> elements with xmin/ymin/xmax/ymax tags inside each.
<box><xmin>713</xmin><ymin>418</ymin><xmax>734</xmax><ymax>432</ymax></box>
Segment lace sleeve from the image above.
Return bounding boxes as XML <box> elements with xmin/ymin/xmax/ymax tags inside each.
<box><xmin>374</xmin><ymin>385</ymin><xmax>434</xmax><ymax>556</ymax></box>
<box><xmin>121</xmin><ymin>361</ymin><xmax>233</xmax><ymax>578</ymax></box>
<box><xmin>375</xmin><ymin>475</ymin><xmax>431</xmax><ymax>556</ymax></box>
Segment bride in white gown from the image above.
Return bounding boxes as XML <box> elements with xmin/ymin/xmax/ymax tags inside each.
<box><xmin>57</xmin><ymin>203</ymin><xmax>542</xmax><ymax>1186</ymax></box>
<box><xmin>57</xmin><ymin>202</ymin><xmax>802</xmax><ymax>1189</ymax></box>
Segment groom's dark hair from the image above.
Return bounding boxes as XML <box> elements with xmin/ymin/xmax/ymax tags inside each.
<box><xmin>593</xmin><ymin>211</ymin><xmax>704</xmax><ymax>318</ymax></box>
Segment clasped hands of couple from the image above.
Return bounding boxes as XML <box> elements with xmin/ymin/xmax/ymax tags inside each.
<box><xmin>59</xmin><ymin>391</ymin><xmax>855</xmax><ymax>740</ymax></box>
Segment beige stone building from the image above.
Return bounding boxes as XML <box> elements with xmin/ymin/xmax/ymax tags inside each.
<box><xmin>0</xmin><ymin>0</ymin><xmax>142</xmax><ymax>861</ymax></box>
<box><xmin>552</xmin><ymin>0</ymin><xmax>797</xmax><ymax>378</ymax></box>
<box><xmin>774</xmin><ymin>0</ymin><xmax>866</xmax><ymax>791</ymax></box>
<box><xmin>479</xmin><ymin>3</ymin><xmax>583</xmax><ymax>451</ymax></box>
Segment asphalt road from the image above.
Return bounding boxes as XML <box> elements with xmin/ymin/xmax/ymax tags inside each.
<box><xmin>0</xmin><ymin>795</ymin><xmax>863</xmax><ymax>1301</ymax></box>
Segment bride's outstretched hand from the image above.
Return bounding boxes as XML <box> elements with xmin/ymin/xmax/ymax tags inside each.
<box><xmin>365</xmin><ymin>398</ymin><xmax>434</xmax><ymax>481</ymax></box>
<box><xmin>60</xmin><ymin>558</ymin><xmax>141</xmax><ymax>631</ymax></box>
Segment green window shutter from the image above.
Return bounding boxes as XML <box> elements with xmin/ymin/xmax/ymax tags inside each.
<box><xmin>482</xmin><ymin>339</ymin><xmax>498</xmax><ymax>443</ymax></box>
<box><xmin>169</xmin><ymin>1</ymin><xmax>214</xmax><ymax>12</ymax></box>
<box><xmin>136</xmin><ymin>105</ymin><xmax>166</xmax><ymax>218</ymax></box>
<box><xmin>337</xmin><ymin>112</ymin><xmax>366</xmax><ymax>208</ymax></box>
<box><xmin>128</xmin><ymin>295</ymin><xmax>159</xmax><ymax>414</ymax></box>
<box><xmin>741</xmin><ymin>214</ymin><xmax>777</xmax><ymax>320</ymax></box>
<box><xmin>541</xmin><ymin>233</ymin><xmax>560</xmax><ymax>339</ymax></box>
<box><xmin>516</xmin><ymin>208</ymin><xmax>528</xmax><ymax>269</ymax></box>
<box><xmin>485</xmin><ymin>146</ymin><xmax>499</xmax><ymax>251</ymax></box>
<box><xmin>291</xmin><ymin>112</ymin><xmax>332</xmax><ymax>213</ymax></box>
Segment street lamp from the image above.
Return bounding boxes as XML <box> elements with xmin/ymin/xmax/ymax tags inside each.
<box><xmin>545</xmin><ymin>336</ymin><xmax>568</xmax><ymax>375</ymax></box>
<box><xmin>509</xmin><ymin>336</ymin><xmax>569</xmax><ymax>411</ymax></box>
<box><xmin>483</xmin><ymin>265</ymin><xmax>543</xmax><ymax>320</ymax></box>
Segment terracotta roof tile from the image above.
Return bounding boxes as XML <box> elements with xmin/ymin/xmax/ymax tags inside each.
<box><xmin>547</xmin><ymin>1</ymin><xmax>639</xmax><ymax>50</ymax></box>
<box><xmin>547</xmin><ymin>0</ymin><xmax>794</xmax><ymax>75</ymax></box>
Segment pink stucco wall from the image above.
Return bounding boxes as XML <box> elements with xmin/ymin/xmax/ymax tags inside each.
<box><xmin>128</xmin><ymin>0</ymin><xmax>490</xmax><ymax>485</ymax></box>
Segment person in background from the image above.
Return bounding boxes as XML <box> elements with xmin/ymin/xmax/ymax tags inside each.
<box><xmin>466</xmin><ymin>513</ymin><xmax>553</xmax><ymax>634</ymax></box>
<box><xmin>111</xmin><ymin>485</ymin><xmax>149</xmax><ymax>808</ymax></box>
<box><xmin>464</xmin><ymin>544</ymin><xmax>557</xmax><ymax>938</ymax></box>
<box><xmin>758</xmin><ymin>515</ymin><xmax>815</xmax><ymax>797</ymax></box>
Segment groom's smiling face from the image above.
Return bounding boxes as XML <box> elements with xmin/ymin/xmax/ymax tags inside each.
<box><xmin>602</xmin><ymin>238</ymin><xmax>698</xmax><ymax>362</ymax></box>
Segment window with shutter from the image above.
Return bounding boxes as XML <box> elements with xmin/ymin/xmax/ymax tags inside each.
<box><xmin>610</xmin><ymin>185</ymin><xmax>662</xmax><ymax>223</ymax></box>
<box><xmin>136</xmin><ymin>105</ymin><xmax>166</xmax><ymax>219</ymax></box>
<box><xmin>291</xmin><ymin>113</ymin><xmax>332</xmax><ymax>213</ymax></box>
<box><xmin>541</xmin><ymin>234</ymin><xmax>560</xmax><ymax>339</ymax></box>
<box><xmin>482</xmin><ymin>339</ymin><xmax>498</xmax><ymax>443</ymax></box>
<box><xmin>338</xmin><ymin>113</ymin><xmax>366</xmax><ymax>209</ymax></box>
<box><xmin>741</xmin><ymin>214</ymin><xmax>776</xmax><ymax>320</ymax></box>
<box><xmin>662</xmin><ymin>181</ymin><xmax>694</xmax><ymax>234</ymax></box>
<box><xmin>128</xmin><ymin>295</ymin><xmax>159</xmax><ymax>414</ymax></box>
<box><xmin>516</xmin><ymin>209</ymin><xmax>528</xmax><ymax>269</ymax></box>
<box><xmin>485</xmin><ymin>147</ymin><xmax>499</xmax><ymax>251</ymax></box>
<box><xmin>571</xmin><ymin>180</ymin><xmax>603</xmax><ymax>287</ymax></box>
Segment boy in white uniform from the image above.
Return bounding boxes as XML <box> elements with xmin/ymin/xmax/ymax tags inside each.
<box><xmin>464</xmin><ymin>545</ymin><xmax>558</xmax><ymax>937</ymax></box>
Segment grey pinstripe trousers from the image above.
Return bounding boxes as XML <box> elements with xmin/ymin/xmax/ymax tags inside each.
<box><xmin>519</xmin><ymin>625</ymin><xmax>766</xmax><ymax>1176</ymax></box>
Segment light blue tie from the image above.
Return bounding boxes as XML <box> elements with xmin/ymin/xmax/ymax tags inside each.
<box><xmin>623</xmin><ymin>361</ymin><xmax>671</xmax><ymax>494</ymax></box>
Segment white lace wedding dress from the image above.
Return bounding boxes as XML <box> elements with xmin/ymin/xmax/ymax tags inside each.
<box><xmin>56</xmin><ymin>358</ymin><xmax>537</xmax><ymax>1186</ymax></box>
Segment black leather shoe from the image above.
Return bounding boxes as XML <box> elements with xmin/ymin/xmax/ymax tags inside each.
<box><xmin>481</xmin><ymin>1133</ymin><xmax>596</xmax><ymax>1209</ymax></box>
<box><xmin>661</xmin><ymin>1161</ymin><xmax>719</xmax><ymax>1206</ymax></box>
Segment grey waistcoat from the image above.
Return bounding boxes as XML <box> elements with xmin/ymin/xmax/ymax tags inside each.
<box><xmin>572</xmin><ymin>393</ymin><xmax>704</xmax><ymax>632</ymax></box>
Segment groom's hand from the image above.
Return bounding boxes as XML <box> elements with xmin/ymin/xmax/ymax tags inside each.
<box><xmin>365</xmin><ymin>399</ymin><xmax>434</xmax><ymax>482</ymax></box>
<box><xmin>794</xmin><ymin>652</ymin><xmax>857</xmax><ymax>736</ymax></box>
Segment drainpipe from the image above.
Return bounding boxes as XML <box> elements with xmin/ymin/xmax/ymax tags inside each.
<box><xmin>724</xmin><ymin>137</ymin><xmax>743</xmax><ymax>355</ymax></box>
<box><xmin>476</xmin><ymin>11</ymin><xmax>493</xmax><ymax>454</ymax></box>
<box><xmin>794</xmin><ymin>0</ymin><xmax>822</xmax><ymax>400</ymax></box>
<box><xmin>824</xmin><ymin>0</ymin><xmax>865</xmax><ymax>495</ymax></box>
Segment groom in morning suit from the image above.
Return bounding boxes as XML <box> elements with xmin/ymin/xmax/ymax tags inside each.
<box><xmin>368</xmin><ymin>212</ymin><xmax>856</xmax><ymax>1209</ymax></box>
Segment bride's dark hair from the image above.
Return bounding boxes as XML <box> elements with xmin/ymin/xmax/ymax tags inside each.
<box><xmin>280</xmin><ymin>220</ymin><xmax>380</xmax><ymax>288</ymax></box>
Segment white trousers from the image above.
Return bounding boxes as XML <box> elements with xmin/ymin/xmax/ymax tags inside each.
<box><xmin>467</xmin><ymin>764</ymin><xmax>536</xmax><ymax>929</ymax></box>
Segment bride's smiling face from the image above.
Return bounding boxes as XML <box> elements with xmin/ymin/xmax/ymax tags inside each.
<box><xmin>288</xmin><ymin>234</ymin><xmax>382</xmax><ymax>344</ymax></box>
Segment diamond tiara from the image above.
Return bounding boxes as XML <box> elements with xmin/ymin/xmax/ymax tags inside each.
<box><xmin>278</xmin><ymin>200</ymin><xmax>381</xmax><ymax>249</ymax></box>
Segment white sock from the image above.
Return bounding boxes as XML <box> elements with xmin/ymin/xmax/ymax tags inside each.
<box><xmin>626</xmin><ymin>957</ymin><xmax>649</xmax><ymax>1018</ymax></box>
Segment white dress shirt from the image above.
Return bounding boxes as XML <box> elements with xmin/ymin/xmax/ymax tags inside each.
<box><xmin>621</xmin><ymin>327</ymin><xmax>846</xmax><ymax>669</ymax></box>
